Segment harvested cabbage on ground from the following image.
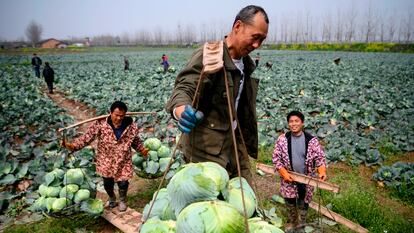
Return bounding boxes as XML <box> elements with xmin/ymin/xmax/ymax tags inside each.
<box><xmin>133</xmin><ymin>137</ymin><xmax>184</xmax><ymax>179</ymax></box>
<box><xmin>29</xmin><ymin>168</ymin><xmax>103</xmax><ymax>216</ymax></box>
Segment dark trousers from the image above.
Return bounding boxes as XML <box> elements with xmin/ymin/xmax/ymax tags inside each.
<box><xmin>46</xmin><ymin>81</ymin><xmax>53</xmax><ymax>93</ymax></box>
<box><xmin>285</xmin><ymin>183</ymin><xmax>309</xmax><ymax>210</ymax></box>
<box><xmin>34</xmin><ymin>66</ymin><xmax>40</xmax><ymax>78</ymax></box>
<box><xmin>102</xmin><ymin>177</ymin><xmax>129</xmax><ymax>201</ymax></box>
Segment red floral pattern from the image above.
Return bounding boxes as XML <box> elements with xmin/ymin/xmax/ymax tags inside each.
<box><xmin>72</xmin><ymin>117</ymin><xmax>145</xmax><ymax>181</ymax></box>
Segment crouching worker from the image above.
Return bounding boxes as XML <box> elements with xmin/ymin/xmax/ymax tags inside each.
<box><xmin>61</xmin><ymin>101</ymin><xmax>149</xmax><ymax>212</ymax></box>
<box><xmin>272</xmin><ymin>110</ymin><xmax>327</xmax><ymax>232</ymax></box>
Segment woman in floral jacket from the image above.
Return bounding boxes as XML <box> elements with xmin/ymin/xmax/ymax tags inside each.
<box><xmin>62</xmin><ymin>101</ymin><xmax>148</xmax><ymax>212</ymax></box>
<box><xmin>272</xmin><ymin>111</ymin><xmax>327</xmax><ymax>232</ymax></box>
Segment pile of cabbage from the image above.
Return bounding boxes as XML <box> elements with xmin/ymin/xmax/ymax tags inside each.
<box><xmin>139</xmin><ymin>162</ymin><xmax>283</xmax><ymax>233</ymax></box>
<box><xmin>133</xmin><ymin>137</ymin><xmax>184</xmax><ymax>179</ymax></box>
<box><xmin>29</xmin><ymin>168</ymin><xmax>103</xmax><ymax>216</ymax></box>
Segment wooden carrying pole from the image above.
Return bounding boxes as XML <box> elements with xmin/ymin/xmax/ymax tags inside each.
<box><xmin>256</xmin><ymin>163</ymin><xmax>340</xmax><ymax>193</ymax></box>
<box><xmin>58</xmin><ymin>111</ymin><xmax>156</xmax><ymax>132</ymax></box>
<box><xmin>309</xmin><ymin>202</ymin><xmax>368</xmax><ymax>233</ymax></box>
<box><xmin>256</xmin><ymin>163</ymin><xmax>369</xmax><ymax>233</ymax></box>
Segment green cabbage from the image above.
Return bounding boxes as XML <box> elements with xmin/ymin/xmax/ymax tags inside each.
<box><xmin>248</xmin><ymin>217</ymin><xmax>284</xmax><ymax>233</ymax></box>
<box><xmin>149</xmin><ymin>151</ymin><xmax>159</xmax><ymax>161</ymax></box>
<box><xmin>157</xmin><ymin>145</ymin><xmax>171</xmax><ymax>158</ymax></box>
<box><xmin>63</xmin><ymin>168</ymin><xmax>84</xmax><ymax>185</ymax></box>
<box><xmin>176</xmin><ymin>200</ymin><xmax>245</xmax><ymax>233</ymax></box>
<box><xmin>222</xmin><ymin>177</ymin><xmax>257</xmax><ymax>218</ymax></box>
<box><xmin>143</xmin><ymin>188</ymin><xmax>176</xmax><ymax>221</ymax></box>
<box><xmin>74</xmin><ymin>189</ymin><xmax>91</xmax><ymax>204</ymax></box>
<box><xmin>80</xmin><ymin>198</ymin><xmax>104</xmax><ymax>216</ymax></box>
<box><xmin>46</xmin><ymin>186</ymin><xmax>62</xmax><ymax>197</ymax></box>
<box><xmin>38</xmin><ymin>184</ymin><xmax>48</xmax><ymax>196</ymax></box>
<box><xmin>144</xmin><ymin>138</ymin><xmax>162</xmax><ymax>151</ymax></box>
<box><xmin>167</xmin><ymin>162</ymin><xmax>229</xmax><ymax>216</ymax></box>
<box><xmin>45</xmin><ymin>197</ymin><xmax>57</xmax><ymax>212</ymax></box>
<box><xmin>145</xmin><ymin>160</ymin><xmax>160</xmax><ymax>174</ymax></box>
<box><xmin>52</xmin><ymin>198</ymin><xmax>70</xmax><ymax>212</ymax></box>
<box><xmin>31</xmin><ymin>196</ymin><xmax>46</xmax><ymax>211</ymax></box>
<box><xmin>159</xmin><ymin>157</ymin><xmax>172</xmax><ymax>173</ymax></box>
<box><xmin>59</xmin><ymin>184</ymin><xmax>79</xmax><ymax>200</ymax></box>
<box><xmin>132</xmin><ymin>153</ymin><xmax>144</xmax><ymax>167</ymax></box>
<box><xmin>140</xmin><ymin>217</ymin><xmax>176</xmax><ymax>233</ymax></box>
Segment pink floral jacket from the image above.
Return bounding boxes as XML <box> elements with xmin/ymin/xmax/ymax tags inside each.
<box><xmin>272</xmin><ymin>131</ymin><xmax>326</xmax><ymax>203</ymax></box>
<box><xmin>72</xmin><ymin>117</ymin><xmax>145</xmax><ymax>181</ymax></box>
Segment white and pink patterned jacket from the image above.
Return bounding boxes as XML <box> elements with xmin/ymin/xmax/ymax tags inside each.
<box><xmin>72</xmin><ymin>117</ymin><xmax>146</xmax><ymax>181</ymax></box>
<box><xmin>272</xmin><ymin>131</ymin><xmax>326</xmax><ymax>203</ymax></box>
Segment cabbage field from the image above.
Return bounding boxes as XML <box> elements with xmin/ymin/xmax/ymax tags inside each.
<box><xmin>0</xmin><ymin>49</ymin><xmax>413</xmax><ymax>232</ymax></box>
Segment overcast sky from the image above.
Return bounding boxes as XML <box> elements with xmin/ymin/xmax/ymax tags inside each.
<box><xmin>0</xmin><ymin>0</ymin><xmax>413</xmax><ymax>41</ymax></box>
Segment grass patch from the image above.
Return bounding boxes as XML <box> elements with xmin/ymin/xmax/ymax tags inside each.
<box><xmin>318</xmin><ymin>166</ymin><xmax>413</xmax><ymax>233</ymax></box>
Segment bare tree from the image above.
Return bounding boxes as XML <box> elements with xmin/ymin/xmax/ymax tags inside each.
<box><xmin>387</xmin><ymin>11</ymin><xmax>397</xmax><ymax>42</ymax></box>
<box><xmin>344</xmin><ymin>2</ymin><xmax>358</xmax><ymax>42</ymax></box>
<box><xmin>25</xmin><ymin>20</ymin><xmax>43</xmax><ymax>47</ymax></box>
<box><xmin>401</xmin><ymin>12</ymin><xmax>413</xmax><ymax>43</ymax></box>
<box><xmin>363</xmin><ymin>1</ymin><xmax>377</xmax><ymax>42</ymax></box>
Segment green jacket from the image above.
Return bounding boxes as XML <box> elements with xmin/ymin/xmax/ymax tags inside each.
<box><xmin>166</xmin><ymin>42</ymin><xmax>259</xmax><ymax>167</ymax></box>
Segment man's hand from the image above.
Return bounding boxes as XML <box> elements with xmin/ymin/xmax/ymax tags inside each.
<box><xmin>61</xmin><ymin>139</ymin><xmax>75</xmax><ymax>151</ymax></box>
<box><xmin>177</xmin><ymin>105</ymin><xmax>204</xmax><ymax>134</ymax></box>
<box><xmin>141</xmin><ymin>148</ymin><xmax>149</xmax><ymax>157</ymax></box>
<box><xmin>317</xmin><ymin>166</ymin><xmax>327</xmax><ymax>181</ymax></box>
<box><xmin>278</xmin><ymin>167</ymin><xmax>294</xmax><ymax>182</ymax></box>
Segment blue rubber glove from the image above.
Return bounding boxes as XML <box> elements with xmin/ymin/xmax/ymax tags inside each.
<box><xmin>178</xmin><ymin>105</ymin><xmax>204</xmax><ymax>134</ymax></box>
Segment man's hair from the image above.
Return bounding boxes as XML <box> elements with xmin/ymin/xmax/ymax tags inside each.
<box><xmin>287</xmin><ymin>110</ymin><xmax>305</xmax><ymax>122</ymax></box>
<box><xmin>110</xmin><ymin>101</ymin><xmax>128</xmax><ymax>113</ymax></box>
<box><xmin>233</xmin><ymin>5</ymin><xmax>269</xmax><ymax>27</ymax></box>
<box><xmin>45</xmin><ymin>62</ymin><xmax>50</xmax><ymax>66</ymax></box>
<box><xmin>33</xmin><ymin>53</ymin><xmax>37</xmax><ymax>56</ymax></box>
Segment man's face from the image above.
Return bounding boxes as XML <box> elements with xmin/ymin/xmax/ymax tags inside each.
<box><xmin>288</xmin><ymin>115</ymin><xmax>304</xmax><ymax>134</ymax></box>
<box><xmin>233</xmin><ymin>13</ymin><xmax>268</xmax><ymax>58</ymax></box>
<box><xmin>110</xmin><ymin>108</ymin><xmax>126</xmax><ymax>128</ymax></box>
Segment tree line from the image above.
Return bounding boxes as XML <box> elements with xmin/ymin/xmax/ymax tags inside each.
<box><xmin>21</xmin><ymin>5</ymin><xmax>414</xmax><ymax>47</ymax></box>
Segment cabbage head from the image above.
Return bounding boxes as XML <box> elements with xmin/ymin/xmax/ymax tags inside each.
<box><xmin>132</xmin><ymin>153</ymin><xmax>144</xmax><ymax>167</ymax></box>
<box><xmin>31</xmin><ymin>196</ymin><xmax>46</xmax><ymax>211</ymax></box>
<box><xmin>52</xmin><ymin>197</ymin><xmax>71</xmax><ymax>212</ymax></box>
<box><xmin>248</xmin><ymin>217</ymin><xmax>284</xmax><ymax>233</ymax></box>
<box><xmin>149</xmin><ymin>151</ymin><xmax>159</xmax><ymax>161</ymax></box>
<box><xmin>38</xmin><ymin>184</ymin><xmax>48</xmax><ymax>196</ymax></box>
<box><xmin>45</xmin><ymin>197</ymin><xmax>57</xmax><ymax>212</ymax></box>
<box><xmin>140</xmin><ymin>217</ymin><xmax>176</xmax><ymax>233</ymax></box>
<box><xmin>74</xmin><ymin>189</ymin><xmax>91</xmax><ymax>204</ymax></box>
<box><xmin>167</xmin><ymin>162</ymin><xmax>229</xmax><ymax>216</ymax></box>
<box><xmin>144</xmin><ymin>138</ymin><xmax>162</xmax><ymax>151</ymax></box>
<box><xmin>143</xmin><ymin>188</ymin><xmax>176</xmax><ymax>221</ymax></box>
<box><xmin>222</xmin><ymin>177</ymin><xmax>257</xmax><ymax>218</ymax></box>
<box><xmin>59</xmin><ymin>184</ymin><xmax>79</xmax><ymax>200</ymax></box>
<box><xmin>64</xmin><ymin>168</ymin><xmax>84</xmax><ymax>185</ymax></box>
<box><xmin>176</xmin><ymin>200</ymin><xmax>245</xmax><ymax>233</ymax></box>
<box><xmin>157</xmin><ymin>145</ymin><xmax>171</xmax><ymax>158</ymax></box>
<box><xmin>145</xmin><ymin>160</ymin><xmax>160</xmax><ymax>174</ymax></box>
<box><xmin>80</xmin><ymin>198</ymin><xmax>104</xmax><ymax>216</ymax></box>
<box><xmin>159</xmin><ymin>157</ymin><xmax>172</xmax><ymax>173</ymax></box>
<box><xmin>45</xmin><ymin>186</ymin><xmax>61</xmax><ymax>197</ymax></box>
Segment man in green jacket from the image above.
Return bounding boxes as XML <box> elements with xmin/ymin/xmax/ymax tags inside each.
<box><xmin>166</xmin><ymin>5</ymin><xmax>268</xmax><ymax>184</ymax></box>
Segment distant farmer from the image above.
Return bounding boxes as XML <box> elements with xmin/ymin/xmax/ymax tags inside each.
<box><xmin>61</xmin><ymin>101</ymin><xmax>149</xmax><ymax>212</ymax></box>
<box><xmin>166</xmin><ymin>5</ymin><xmax>269</xmax><ymax>185</ymax></box>
<box><xmin>31</xmin><ymin>53</ymin><xmax>42</xmax><ymax>78</ymax></box>
<box><xmin>124</xmin><ymin>56</ymin><xmax>130</xmax><ymax>71</ymax></box>
<box><xmin>255</xmin><ymin>52</ymin><xmax>260</xmax><ymax>67</ymax></box>
<box><xmin>265</xmin><ymin>61</ymin><xmax>273</xmax><ymax>70</ymax></box>
<box><xmin>161</xmin><ymin>54</ymin><xmax>170</xmax><ymax>73</ymax></box>
<box><xmin>42</xmin><ymin>62</ymin><xmax>55</xmax><ymax>94</ymax></box>
<box><xmin>272</xmin><ymin>110</ymin><xmax>327</xmax><ymax>232</ymax></box>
